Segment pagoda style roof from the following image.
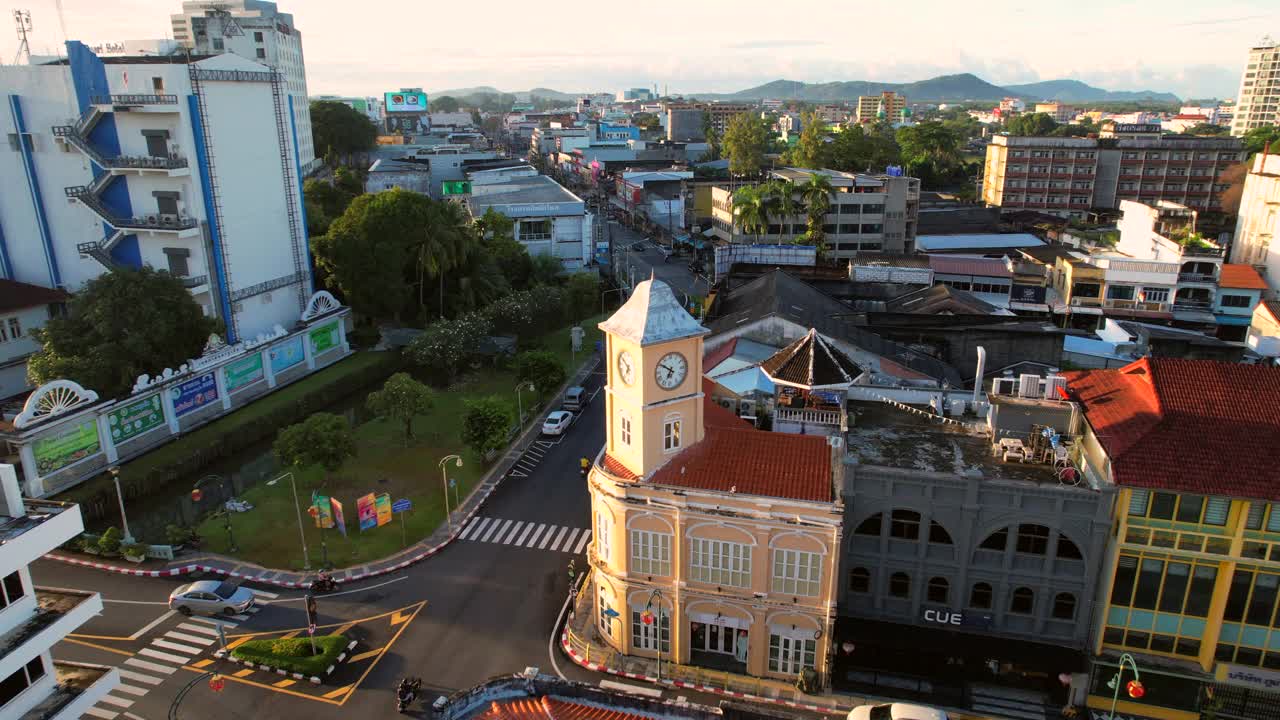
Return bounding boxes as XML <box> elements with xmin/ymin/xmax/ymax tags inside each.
<box><xmin>760</xmin><ymin>328</ymin><xmax>860</xmax><ymax>389</ymax></box>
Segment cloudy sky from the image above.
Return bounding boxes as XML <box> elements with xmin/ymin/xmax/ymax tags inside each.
<box><xmin>2</xmin><ymin>0</ymin><xmax>1276</xmax><ymax>99</ymax></box>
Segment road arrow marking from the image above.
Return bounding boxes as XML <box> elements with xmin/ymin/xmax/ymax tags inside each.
<box><xmin>391</xmin><ymin>611</ymin><xmax>411</xmax><ymax>626</ymax></box>
<box><xmin>347</xmin><ymin>647</ymin><xmax>382</xmax><ymax>663</ymax></box>
<box><xmin>322</xmin><ymin>685</ymin><xmax>353</xmax><ymax>700</ymax></box>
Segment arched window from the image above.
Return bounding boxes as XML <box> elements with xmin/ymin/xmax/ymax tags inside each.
<box><xmin>1056</xmin><ymin>534</ymin><xmax>1083</xmax><ymax>560</ymax></box>
<box><xmin>848</xmin><ymin>567</ymin><xmax>871</xmax><ymax>593</ymax></box>
<box><xmin>1010</xmin><ymin>586</ymin><xmax>1035</xmax><ymax>614</ymax></box>
<box><xmin>1015</xmin><ymin>524</ymin><xmax>1051</xmax><ymax>555</ymax></box>
<box><xmin>928</xmin><ymin>521</ymin><xmax>953</xmax><ymax>545</ymax></box>
<box><xmin>979</xmin><ymin>527</ymin><xmax>1009</xmax><ymax>551</ymax></box>
<box><xmin>854</xmin><ymin>513</ymin><xmax>883</xmax><ymax>536</ymax></box>
<box><xmin>1053</xmin><ymin>592</ymin><xmax>1077</xmax><ymax>620</ymax></box>
<box><xmin>889</xmin><ymin>572</ymin><xmax>911</xmax><ymax>598</ymax></box>
<box><xmin>927</xmin><ymin>577</ymin><xmax>950</xmax><ymax>604</ymax></box>
<box><xmin>969</xmin><ymin>582</ymin><xmax>993</xmax><ymax>609</ymax></box>
<box><xmin>890</xmin><ymin>510</ymin><xmax>921</xmax><ymax>540</ymax></box>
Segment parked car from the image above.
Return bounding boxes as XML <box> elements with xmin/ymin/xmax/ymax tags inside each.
<box><xmin>541</xmin><ymin>410</ymin><xmax>575</xmax><ymax>436</ymax></box>
<box><xmin>168</xmin><ymin>580</ymin><xmax>255</xmax><ymax>617</ymax></box>
<box><xmin>563</xmin><ymin>386</ymin><xmax>587</xmax><ymax>411</ymax></box>
<box><xmin>850</xmin><ymin>703</ymin><xmax>947</xmax><ymax>720</ymax></box>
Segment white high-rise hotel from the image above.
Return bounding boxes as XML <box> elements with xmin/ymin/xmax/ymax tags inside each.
<box><xmin>170</xmin><ymin>1</ymin><xmax>318</xmax><ymax>173</ymax></box>
<box><xmin>1231</xmin><ymin>36</ymin><xmax>1280</xmax><ymax>136</ymax></box>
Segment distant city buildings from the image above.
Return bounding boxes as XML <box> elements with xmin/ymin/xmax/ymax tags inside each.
<box><xmin>465</xmin><ymin>165</ymin><xmax>592</xmax><ymax>272</ymax></box>
<box><xmin>1034</xmin><ymin>102</ymin><xmax>1076</xmax><ymax>123</ymax></box>
<box><xmin>1231</xmin><ymin>37</ymin><xmax>1280</xmax><ymax>136</ymax></box>
<box><xmin>1230</xmin><ymin>152</ymin><xmax>1280</xmax><ymax>292</ymax></box>
<box><xmin>856</xmin><ymin>92</ymin><xmax>907</xmax><ymax>124</ymax></box>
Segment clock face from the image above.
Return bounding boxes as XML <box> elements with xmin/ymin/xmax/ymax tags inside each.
<box><xmin>616</xmin><ymin>350</ymin><xmax>636</xmax><ymax>386</ymax></box>
<box><xmin>655</xmin><ymin>352</ymin><xmax>688</xmax><ymax>390</ymax></box>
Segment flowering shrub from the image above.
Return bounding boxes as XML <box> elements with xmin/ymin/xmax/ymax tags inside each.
<box><xmin>407</xmin><ymin>311</ymin><xmax>493</xmax><ymax>384</ymax></box>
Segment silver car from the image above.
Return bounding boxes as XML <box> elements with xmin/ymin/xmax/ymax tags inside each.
<box><xmin>168</xmin><ymin>580</ymin><xmax>255</xmax><ymax>617</ymax></box>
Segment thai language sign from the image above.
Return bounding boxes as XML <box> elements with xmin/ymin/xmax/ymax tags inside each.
<box><xmin>225</xmin><ymin>354</ymin><xmax>264</xmax><ymax>392</ymax></box>
<box><xmin>33</xmin><ymin>419</ymin><xmax>101</xmax><ymax>475</ymax></box>
<box><xmin>107</xmin><ymin>394</ymin><xmax>165</xmax><ymax>443</ymax></box>
<box><xmin>309</xmin><ymin>322</ymin><xmax>340</xmax><ymax>355</ymax></box>
<box><xmin>357</xmin><ymin>493</ymin><xmax>378</xmax><ymax>531</ymax></box>
<box><xmin>269</xmin><ymin>336</ymin><xmax>305</xmax><ymax>373</ymax></box>
<box><xmin>375</xmin><ymin>493</ymin><xmax>392</xmax><ymax>527</ymax></box>
<box><xmin>172</xmin><ymin>373</ymin><xmax>218</xmax><ymax>417</ymax></box>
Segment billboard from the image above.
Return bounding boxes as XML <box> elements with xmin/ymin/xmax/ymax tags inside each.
<box><xmin>225</xmin><ymin>353</ymin><xmax>265</xmax><ymax>393</ymax></box>
<box><xmin>310</xmin><ymin>321</ymin><xmax>340</xmax><ymax>355</ymax></box>
<box><xmin>172</xmin><ymin>373</ymin><xmax>219</xmax><ymax>417</ymax></box>
<box><xmin>269</xmin><ymin>336</ymin><xmax>305</xmax><ymax>373</ymax></box>
<box><xmin>385</xmin><ymin>115</ymin><xmax>425</xmax><ymax>135</ymax></box>
<box><xmin>375</xmin><ymin>494</ymin><xmax>393</xmax><ymax>527</ymax></box>
<box><xmin>356</xmin><ymin>492</ymin><xmax>378</xmax><ymax>531</ymax></box>
<box><xmin>107</xmin><ymin>394</ymin><xmax>165</xmax><ymax>444</ymax></box>
<box><xmin>442</xmin><ymin>181</ymin><xmax>471</xmax><ymax>196</ymax></box>
<box><xmin>384</xmin><ymin>91</ymin><xmax>427</xmax><ymax>113</ymax></box>
<box><xmin>33</xmin><ymin>419</ymin><xmax>102</xmax><ymax>476</ymax></box>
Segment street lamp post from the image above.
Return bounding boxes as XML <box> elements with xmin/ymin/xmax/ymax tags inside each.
<box><xmin>641</xmin><ymin>589</ymin><xmax>666</xmax><ymax>682</ymax></box>
<box><xmin>438</xmin><ymin>454</ymin><xmax>463</xmax><ymax>532</ymax></box>
<box><xmin>107</xmin><ymin>467</ymin><xmax>134</xmax><ymax>543</ymax></box>
<box><xmin>1107</xmin><ymin>652</ymin><xmax>1145</xmax><ymax>720</ymax></box>
<box><xmin>274</xmin><ymin>472</ymin><xmax>310</xmax><ymax>570</ymax></box>
<box><xmin>191</xmin><ymin>474</ymin><xmax>237</xmax><ymax>553</ymax></box>
<box><xmin>515</xmin><ymin>381</ymin><xmax>536</xmax><ymax>428</ymax></box>
<box><xmin>601</xmin><ymin>287</ymin><xmax>627</xmax><ymax>314</ymax></box>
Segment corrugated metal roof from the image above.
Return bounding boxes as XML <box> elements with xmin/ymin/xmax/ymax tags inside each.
<box><xmin>917</xmin><ymin>233</ymin><xmax>1045</xmax><ymax>251</ymax></box>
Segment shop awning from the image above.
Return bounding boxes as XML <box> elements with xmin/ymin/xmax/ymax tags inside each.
<box><xmin>1214</xmin><ymin>314</ymin><xmax>1253</xmax><ymax>326</ymax></box>
<box><xmin>834</xmin><ymin>616</ymin><xmax>1085</xmax><ymax>672</ymax></box>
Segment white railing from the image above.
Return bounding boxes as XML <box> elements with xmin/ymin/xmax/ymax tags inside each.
<box><xmin>775</xmin><ymin>407</ymin><xmax>843</xmax><ymax>425</ymax></box>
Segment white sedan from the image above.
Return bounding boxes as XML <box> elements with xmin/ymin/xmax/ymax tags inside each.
<box><xmin>541</xmin><ymin>410</ymin><xmax>575</xmax><ymax>436</ymax></box>
<box><xmin>849</xmin><ymin>703</ymin><xmax>947</xmax><ymax>720</ymax></box>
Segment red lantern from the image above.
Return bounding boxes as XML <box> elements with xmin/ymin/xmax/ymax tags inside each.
<box><xmin>641</xmin><ymin>610</ymin><xmax>654</xmax><ymax>626</ymax></box>
<box><xmin>1127</xmin><ymin>680</ymin><xmax>1145</xmax><ymax>699</ymax></box>
<box><xmin>190</xmin><ymin>488</ymin><xmax>203</xmax><ymax>502</ymax></box>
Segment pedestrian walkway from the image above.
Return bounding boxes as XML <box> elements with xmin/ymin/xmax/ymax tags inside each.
<box><xmin>83</xmin><ymin>592</ymin><xmax>272</xmax><ymax>719</ymax></box>
<box><xmin>457</xmin><ymin>516</ymin><xmax>591</xmax><ymax>554</ymax></box>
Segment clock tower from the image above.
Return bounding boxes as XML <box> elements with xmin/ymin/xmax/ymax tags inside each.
<box><xmin>598</xmin><ymin>277</ymin><xmax>709</xmax><ymax>479</ymax></box>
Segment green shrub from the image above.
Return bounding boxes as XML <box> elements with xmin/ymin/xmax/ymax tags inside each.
<box><xmin>231</xmin><ymin>634</ymin><xmax>349</xmax><ymax>676</ymax></box>
<box><xmin>165</xmin><ymin>524</ymin><xmax>194</xmax><ymax>546</ymax></box>
<box><xmin>121</xmin><ymin>542</ymin><xmax>148</xmax><ymax>558</ymax></box>
<box><xmin>97</xmin><ymin>527</ymin><xmax>122</xmax><ymax>556</ymax></box>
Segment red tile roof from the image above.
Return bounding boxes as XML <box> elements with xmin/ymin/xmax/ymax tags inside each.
<box><xmin>0</xmin><ymin>279</ymin><xmax>68</xmax><ymax>313</ymax></box>
<box><xmin>601</xmin><ymin>453</ymin><xmax>639</xmax><ymax>480</ymax></box>
<box><xmin>650</xmin><ymin>425</ymin><xmax>832</xmax><ymax>502</ymax></box>
<box><xmin>702</xmin><ymin>337</ymin><xmax>738</xmax><ymax>373</ymax></box>
<box><xmin>1219</xmin><ymin>264</ymin><xmax>1268</xmax><ymax>290</ymax></box>
<box><xmin>474</xmin><ymin>696</ymin><xmax>647</xmax><ymax>720</ymax></box>
<box><xmin>1062</xmin><ymin>358</ymin><xmax>1280</xmax><ymax>499</ymax></box>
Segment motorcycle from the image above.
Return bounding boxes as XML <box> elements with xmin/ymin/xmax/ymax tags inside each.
<box><xmin>309</xmin><ymin>574</ymin><xmax>340</xmax><ymax>593</ymax></box>
<box><xmin>396</xmin><ymin>677</ymin><xmax>422</xmax><ymax>713</ymax></box>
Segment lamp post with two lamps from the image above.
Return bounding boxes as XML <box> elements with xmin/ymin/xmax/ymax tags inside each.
<box><xmin>1107</xmin><ymin>652</ymin><xmax>1146</xmax><ymax>720</ymax></box>
<box><xmin>639</xmin><ymin>588</ymin><xmax>667</xmax><ymax>682</ymax></box>
<box><xmin>515</xmin><ymin>381</ymin><xmax>535</xmax><ymax>428</ymax></box>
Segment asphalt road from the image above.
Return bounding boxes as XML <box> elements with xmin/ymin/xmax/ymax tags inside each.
<box><xmin>609</xmin><ymin>221</ymin><xmax>710</xmax><ymax>303</ymax></box>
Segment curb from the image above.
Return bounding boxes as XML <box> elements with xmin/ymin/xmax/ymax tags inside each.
<box><xmin>214</xmin><ymin>639</ymin><xmax>357</xmax><ymax>685</ymax></box>
<box><xmin>558</xmin><ymin>630</ymin><xmax>851</xmax><ymax>716</ymax></box>
<box><xmin>43</xmin><ymin>355</ymin><xmax>603</xmax><ymax>588</ymax></box>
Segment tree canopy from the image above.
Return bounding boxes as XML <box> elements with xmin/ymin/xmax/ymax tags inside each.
<box><xmin>309</xmin><ymin>100</ymin><xmax>377</xmax><ymax>159</ymax></box>
<box><xmin>1243</xmin><ymin>125</ymin><xmax>1280</xmax><ymax>158</ymax></box>
<box><xmin>723</xmin><ymin>113</ymin><xmax>768</xmax><ymax>177</ymax></box>
<box><xmin>1003</xmin><ymin>112</ymin><xmax>1058</xmax><ymax>137</ymax></box>
<box><xmin>790</xmin><ymin>112</ymin><xmax>827</xmax><ymax>169</ymax></box>
<box><xmin>461</xmin><ymin>396</ymin><xmax>512</xmax><ymax>457</ymax></box>
<box><xmin>429</xmin><ymin>95</ymin><xmax>460</xmax><ymax>113</ymax></box>
<box><xmin>28</xmin><ymin>266</ymin><xmax>220</xmax><ymax>398</ymax></box>
<box><xmin>896</xmin><ymin>121</ymin><xmax>963</xmax><ymax>186</ymax></box>
<box><xmin>365</xmin><ymin>372</ymin><xmax>435</xmax><ymax>443</ymax></box>
<box><xmin>273</xmin><ymin>413</ymin><xmax>356</xmax><ymax>478</ymax></box>
<box><xmin>515</xmin><ymin>350</ymin><xmax>566</xmax><ymax>399</ymax></box>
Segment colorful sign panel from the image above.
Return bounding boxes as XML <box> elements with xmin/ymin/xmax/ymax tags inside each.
<box><xmin>107</xmin><ymin>394</ymin><xmax>165</xmax><ymax>444</ymax></box>
<box><xmin>392</xmin><ymin>498</ymin><xmax>412</xmax><ymax>513</ymax></box>
<box><xmin>356</xmin><ymin>493</ymin><xmax>378</xmax><ymax>531</ymax></box>
<box><xmin>331</xmin><ymin>498</ymin><xmax>347</xmax><ymax>536</ymax></box>
<box><xmin>269</xmin><ymin>336</ymin><xmax>305</xmax><ymax>373</ymax></box>
<box><xmin>442</xmin><ymin>181</ymin><xmax>471</xmax><ymax>196</ymax></box>
<box><xmin>384</xmin><ymin>91</ymin><xmax>427</xmax><ymax>113</ymax></box>
<box><xmin>225</xmin><ymin>353</ymin><xmax>265</xmax><ymax>392</ymax></box>
<box><xmin>375</xmin><ymin>493</ymin><xmax>393</xmax><ymax>527</ymax></box>
<box><xmin>312</xmin><ymin>494</ymin><xmax>333</xmax><ymax>528</ymax></box>
<box><xmin>33</xmin><ymin>419</ymin><xmax>102</xmax><ymax>476</ymax></box>
<box><xmin>309</xmin><ymin>322</ymin><xmax>340</xmax><ymax>355</ymax></box>
<box><xmin>172</xmin><ymin>373</ymin><xmax>218</xmax><ymax>417</ymax></box>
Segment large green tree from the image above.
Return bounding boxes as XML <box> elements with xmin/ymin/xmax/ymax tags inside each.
<box><xmin>309</xmin><ymin>100</ymin><xmax>377</xmax><ymax>160</ymax></box>
<box><xmin>732</xmin><ymin>185</ymin><xmax>769</xmax><ymax>243</ymax></box>
<box><xmin>476</xmin><ymin>209</ymin><xmax>533</xmax><ymax>290</ymax></box>
<box><xmin>461</xmin><ymin>396</ymin><xmax>512</xmax><ymax>457</ymax></box>
<box><xmin>365</xmin><ymin>372</ymin><xmax>435</xmax><ymax>444</ymax></box>
<box><xmin>564</xmin><ymin>273</ymin><xmax>601</xmax><ymax>323</ymax></box>
<box><xmin>723</xmin><ymin>113</ymin><xmax>768</xmax><ymax>177</ymax></box>
<box><xmin>791</xmin><ymin>112</ymin><xmax>828</xmax><ymax>169</ymax></box>
<box><xmin>515</xmin><ymin>350</ymin><xmax>566</xmax><ymax>399</ymax></box>
<box><xmin>1004</xmin><ymin>112</ymin><xmax>1058</xmax><ymax>136</ymax></box>
<box><xmin>800</xmin><ymin>173</ymin><xmax>834</xmax><ymax>253</ymax></box>
<box><xmin>1243</xmin><ymin>125</ymin><xmax>1280</xmax><ymax>157</ymax></box>
<box><xmin>273</xmin><ymin>413</ymin><xmax>356</xmax><ymax>481</ymax></box>
<box><xmin>429</xmin><ymin>95</ymin><xmax>460</xmax><ymax>112</ymax></box>
<box><xmin>896</xmin><ymin>121</ymin><xmax>962</xmax><ymax>186</ymax></box>
<box><xmin>28</xmin><ymin>267</ymin><xmax>219</xmax><ymax>398</ymax></box>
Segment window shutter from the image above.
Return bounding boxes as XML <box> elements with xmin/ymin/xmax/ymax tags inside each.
<box><xmin>1247</xmin><ymin>503</ymin><xmax>1265</xmax><ymax>530</ymax></box>
<box><xmin>1128</xmin><ymin>489</ymin><xmax>1150</xmax><ymax>516</ymax></box>
<box><xmin>1268</xmin><ymin>504</ymin><xmax>1280</xmax><ymax>533</ymax></box>
<box><xmin>1203</xmin><ymin>498</ymin><xmax>1230</xmax><ymax>527</ymax></box>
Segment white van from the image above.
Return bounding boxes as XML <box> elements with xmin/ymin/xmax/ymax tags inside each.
<box><xmin>849</xmin><ymin>703</ymin><xmax>948</xmax><ymax>720</ymax></box>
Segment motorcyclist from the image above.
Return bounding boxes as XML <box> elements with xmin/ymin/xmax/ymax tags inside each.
<box><xmin>580</xmin><ymin>457</ymin><xmax>590</xmax><ymax>476</ymax></box>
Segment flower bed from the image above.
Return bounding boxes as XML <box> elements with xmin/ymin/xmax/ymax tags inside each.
<box><xmin>230</xmin><ymin>635</ymin><xmax>349</xmax><ymax>677</ymax></box>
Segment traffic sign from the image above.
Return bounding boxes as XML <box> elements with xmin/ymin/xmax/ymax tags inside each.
<box><xmin>392</xmin><ymin>498</ymin><xmax>412</xmax><ymax>513</ymax></box>
<box><xmin>209</xmin><ymin>675</ymin><xmax>225</xmax><ymax>692</ymax></box>
<box><xmin>449</xmin><ymin>478</ymin><xmax>457</xmax><ymax>488</ymax></box>
<box><xmin>308</xmin><ymin>623</ymin><xmax>316</xmax><ymax>635</ymax></box>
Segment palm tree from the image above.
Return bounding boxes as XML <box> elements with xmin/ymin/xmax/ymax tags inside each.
<box><xmin>765</xmin><ymin>179</ymin><xmax>799</xmax><ymax>238</ymax></box>
<box><xmin>732</xmin><ymin>185</ymin><xmax>768</xmax><ymax>245</ymax></box>
<box><xmin>417</xmin><ymin>200</ymin><xmax>470</xmax><ymax>318</ymax></box>
<box><xmin>445</xmin><ymin>242</ymin><xmax>510</xmax><ymax>315</ymax></box>
<box><xmin>800</xmin><ymin>172</ymin><xmax>834</xmax><ymax>254</ymax></box>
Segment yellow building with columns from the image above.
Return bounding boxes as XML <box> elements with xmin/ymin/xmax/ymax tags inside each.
<box><xmin>587</xmin><ymin>277</ymin><xmax>844</xmax><ymax>684</ymax></box>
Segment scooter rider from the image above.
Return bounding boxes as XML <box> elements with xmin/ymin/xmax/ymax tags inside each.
<box><xmin>580</xmin><ymin>456</ymin><xmax>589</xmax><ymax>476</ymax></box>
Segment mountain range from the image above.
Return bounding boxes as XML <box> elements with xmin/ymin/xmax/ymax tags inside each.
<box><xmin>434</xmin><ymin>73</ymin><xmax>1180</xmax><ymax>105</ymax></box>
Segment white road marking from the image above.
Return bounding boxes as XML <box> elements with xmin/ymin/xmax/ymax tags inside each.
<box><xmin>177</xmin><ymin>623</ymin><xmax>220</xmax><ymax>637</ymax></box>
<box><xmin>600</xmin><ymin>679</ymin><xmax>664</xmax><ymax>698</ymax></box>
<box><xmin>459</xmin><ymin>516</ymin><xmax>483</xmax><ymax>540</ymax></box>
<box><xmin>124</xmin><ymin>713</ymin><xmax>147</xmax><ymax>720</ymax></box>
<box><xmin>117</xmin><ymin>670</ymin><xmax>164</xmax><ymax>686</ymax></box>
<box><xmin>480</xmin><ymin>519</ymin><xmax>506</xmax><ymax>542</ymax></box>
<box><xmin>112</xmin><ymin>684</ymin><xmax>148</xmax><ymax>697</ymax></box>
<box><xmin>250</xmin><ymin>589</ymin><xmax>280</xmax><ymax>599</ymax></box>
<box><xmin>550</xmin><ymin>526</ymin><xmax>569</xmax><ymax>551</ymax></box>
<box><xmin>230</xmin><ymin>613</ymin><xmax>250</xmax><ymax>621</ymax></box>
<box><xmin>501</xmin><ymin>521</ymin><xmax>525</xmax><ymax>544</ymax></box>
<box><xmin>152</xmin><ymin>638</ymin><xmax>204</xmax><ymax>655</ymax></box>
<box><xmin>102</xmin><ymin>599</ymin><xmax>170</xmax><ymax>605</ymax></box>
<box><xmin>138</xmin><ymin>647</ymin><xmax>191</xmax><ymax>665</ymax></box>
<box><xmin>524</xmin><ymin>524</ymin><xmax>546</xmax><ymax>547</ymax></box>
<box><xmin>98</xmin><ymin>695</ymin><xmax>135</xmax><ymax>708</ymax></box>
<box><xmin>165</xmin><ymin>630</ymin><xmax>214</xmax><ymax>646</ymax></box>
<box><xmin>573</xmin><ymin>531</ymin><xmax>592</xmax><ymax>555</ymax></box>
<box><xmin>515</xmin><ymin>523</ymin><xmax>535</xmax><ymax>546</ymax></box>
<box><xmin>539</xmin><ymin>525</ymin><xmax>559</xmax><ymax>549</ymax></box>
<box><xmin>561</xmin><ymin>529</ymin><xmax>582</xmax><ymax>552</ymax></box>
<box><xmin>128</xmin><ymin>610</ymin><xmax>176</xmax><ymax>640</ymax></box>
<box><xmin>124</xmin><ymin>658</ymin><xmax>177</xmax><ymax>675</ymax></box>
<box><xmin>484</xmin><ymin>519</ymin><xmax>511</xmax><ymax>542</ymax></box>
<box><xmin>186</xmin><ymin>616</ymin><xmax>239</xmax><ymax>629</ymax></box>
<box><xmin>83</xmin><ymin>707</ymin><xmax>118</xmax><ymax>719</ymax></box>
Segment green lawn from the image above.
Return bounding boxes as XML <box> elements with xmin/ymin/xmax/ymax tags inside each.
<box><xmin>195</xmin><ymin>315</ymin><xmax>606</xmax><ymax>570</ymax></box>
<box><xmin>231</xmin><ymin>635</ymin><xmax>349</xmax><ymax>676</ymax></box>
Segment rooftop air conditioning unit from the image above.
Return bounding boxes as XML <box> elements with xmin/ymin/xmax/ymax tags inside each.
<box><xmin>1018</xmin><ymin>373</ymin><xmax>1042</xmax><ymax>398</ymax></box>
<box><xmin>146</xmin><ymin>214</ymin><xmax>160</xmax><ymax>226</ymax></box>
<box><xmin>160</xmin><ymin>213</ymin><xmax>178</xmax><ymax>225</ymax></box>
<box><xmin>1044</xmin><ymin>375</ymin><xmax>1067</xmax><ymax>400</ymax></box>
<box><xmin>992</xmin><ymin>377</ymin><xmax>1018</xmax><ymax>396</ymax></box>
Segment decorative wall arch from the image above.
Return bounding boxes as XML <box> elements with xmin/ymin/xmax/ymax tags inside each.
<box><xmin>970</xmin><ymin>519</ymin><xmax>1090</xmax><ymax>565</ymax></box>
<box><xmin>768</xmin><ymin>530</ymin><xmax>829</xmax><ymax>554</ymax></box>
<box><xmin>765</xmin><ymin>610</ymin><xmax>822</xmax><ymax>631</ymax></box>
<box><xmin>685</xmin><ymin>521</ymin><xmax>757</xmax><ymax>545</ymax></box>
<box><xmin>626</xmin><ymin>511</ymin><xmax>676</xmax><ymax>534</ymax></box>
<box><xmin>300</xmin><ymin>290</ymin><xmax>341</xmax><ymax>321</ymax></box>
<box><xmin>627</xmin><ymin>588</ymin><xmax>676</xmax><ymax>610</ymax></box>
<box><xmin>14</xmin><ymin>380</ymin><xmax>100</xmax><ymax>429</ymax></box>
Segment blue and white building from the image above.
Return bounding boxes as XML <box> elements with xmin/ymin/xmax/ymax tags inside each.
<box><xmin>0</xmin><ymin>41</ymin><xmax>313</xmax><ymax>344</ymax></box>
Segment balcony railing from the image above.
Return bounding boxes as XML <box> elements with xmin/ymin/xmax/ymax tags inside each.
<box><xmin>179</xmin><ymin>274</ymin><xmax>209</xmax><ymax>289</ymax></box>
<box><xmin>1178</xmin><ymin>272</ymin><xmax>1217</xmax><ymax>283</ymax></box>
<box><xmin>1173</xmin><ymin>299</ymin><xmax>1214</xmax><ymax>311</ymax></box>
<box><xmin>775</xmin><ymin>407</ymin><xmax>844</xmax><ymax>426</ymax></box>
<box><xmin>90</xmin><ymin>93</ymin><xmax>178</xmax><ymax>105</ymax></box>
<box><xmin>102</xmin><ymin>154</ymin><xmax>188</xmax><ymax>170</ymax></box>
<box><xmin>64</xmin><ymin>187</ymin><xmax>197</xmax><ymax>231</ymax></box>
<box><xmin>1104</xmin><ymin>298</ymin><xmax>1169</xmax><ymax>312</ymax></box>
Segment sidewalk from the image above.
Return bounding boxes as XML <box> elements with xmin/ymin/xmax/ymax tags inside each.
<box><xmin>45</xmin><ymin>355</ymin><xmax>604</xmax><ymax>589</ymax></box>
<box><xmin>558</xmin><ymin>570</ymin><xmax>855</xmax><ymax>716</ymax></box>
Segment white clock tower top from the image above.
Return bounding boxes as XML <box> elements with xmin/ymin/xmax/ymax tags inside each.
<box><xmin>598</xmin><ymin>277</ymin><xmax>708</xmax><ymax>347</ymax></box>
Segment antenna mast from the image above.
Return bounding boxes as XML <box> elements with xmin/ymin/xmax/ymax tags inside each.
<box><xmin>12</xmin><ymin>9</ymin><xmax>32</xmax><ymax>65</ymax></box>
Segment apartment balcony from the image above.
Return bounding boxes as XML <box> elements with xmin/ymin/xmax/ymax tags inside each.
<box><xmin>775</xmin><ymin>407</ymin><xmax>844</xmax><ymax>427</ymax></box>
<box><xmin>0</xmin><ymin>589</ymin><xmax>102</xmax><ymax>679</ymax></box>
<box><xmin>63</xmin><ymin>187</ymin><xmax>198</xmax><ymax>236</ymax></box>
<box><xmin>179</xmin><ymin>275</ymin><xmax>210</xmax><ymax>292</ymax></box>
<box><xmin>1173</xmin><ymin>299</ymin><xmax>1215</xmax><ymax>312</ymax></box>
<box><xmin>90</xmin><ymin>94</ymin><xmax>180</xmax><ymax>113</ymax></box>
<box><xmin>1177</xmin><ymin>272</ymin><xmax>1218</xmax><ymax>284</ymax></box>
<box><xmin>0</xmin><ymin>499</ymin><xmax>81</xmax><ymax>573</ymax></box>
<box><xmin>1179</xmin><ymin>244</ymin><xmax>1225</xmax><ymax>258</ymax></box>
<box><xmin>1104</xmin><ymin>298</ymin><xmax>1170</xmax><ymax>313</ymax></box>
<box><xmin>102</xmin><ymin>154</ymin><xmax>190</xmax><ymax>177</ymax></box>
<box><xmin>19</xmin><ymin>662</ymin><xmax>119</xmax><ymax>720</ymax></box>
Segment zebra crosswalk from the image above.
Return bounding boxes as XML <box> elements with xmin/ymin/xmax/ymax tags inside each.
<box><xmin>82</xmin><ymin>588</ymin><xmax>277</xmax><ymax>720</ymax></box>
<box><xmin>458</xmin><ymin>516</ymin><xmax>592</xmax><ymax>554</ymax></box>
